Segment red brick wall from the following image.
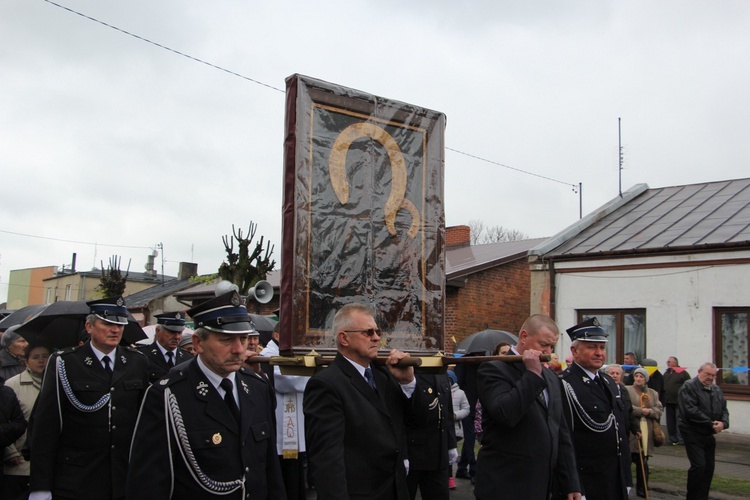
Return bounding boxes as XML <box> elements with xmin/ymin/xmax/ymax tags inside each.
<box><xmin>446</xmin><ymin>225</ymin><xmax>470</xmax><ymax>247</ymax></box>
<box><xmin>444</xmin><ymin>258</ymin><xmax>530</xmax><ymax>354</ymax></box>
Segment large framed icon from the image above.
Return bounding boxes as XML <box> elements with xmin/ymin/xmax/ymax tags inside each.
<box><xmin>279</xmin><ymin>74</ymin><xmax>446</xmax><ymax>355</ymax></box>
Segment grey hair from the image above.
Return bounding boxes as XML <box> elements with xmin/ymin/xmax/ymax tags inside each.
<box><xmin>698</xmin><ymin>362</ymin><xmax>717</xmax><ymax>373</ymax></box>
<box><xmin>605</xmin><ymin>364</ymin><xmax>623</xmax><ymax>374</ymax></box>
<box><xmin>331</xmin><ymin>303</ymin><xmax>375</xmax><ymax>348</ymax></box>
<box><xmin>194</xmin><ymin>327</ymin><xmax>211</xmax><ymax>341</ymax></box>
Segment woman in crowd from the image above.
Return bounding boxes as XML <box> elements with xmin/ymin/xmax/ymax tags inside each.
<box><xmin>0</xmin><ymin>326</ymin><xmax>29</xmax><ymax>381</ymax></box>
<box><xmin>3</xmin><ymin>342</ymin><xmax>51</xmax><ymax>499</ymax></box>
<box><xmin>626</xmin><ymin>367</ymin><xmax>663</xmax><ymax>498</ymax></box>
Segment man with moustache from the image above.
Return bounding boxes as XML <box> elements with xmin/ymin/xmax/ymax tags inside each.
<box><xmin>137</xmin><ymin>312</ymin><xmax>191</xmax><ymax>383</ymax></box>
<box><xmin>127</xmin><ymin>291</ymin><xmax>285</xmax><ymax>499</ymax></box>
<box><xmin>29</xmin><ymin>297</ymin><xmax>149</xmax><ymax>500</ymax></box>
<box><xmin>475</xmin><ymin>314</ymin><xmax>580</xmax><ymax>500</ymax></box>
<box><xmin>559</xmin><ymin>318</ymin><xmax>630</xmax><ymax>499</ymax></box>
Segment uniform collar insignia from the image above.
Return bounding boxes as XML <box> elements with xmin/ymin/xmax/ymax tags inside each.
<box><xmin>196</xmin><ymin>381</ymin><xmax>209</xmax><ymax>397</ymax></box>
<box><xmin>160</xmin><ymin>379</ymin><xmax>169</xmax><ymax>385</ymax></box>
<box><xmin>583</xmin><ymin>376</ymin><xmax>590</xmax><ymax>384</ymax></box>
<box><xmin>240</xmin><ymin>379</ymin><xmax>249</xmax><ymax>394</ymax></box>
<box><xmin>84</xmin><ymin>356</ymin><xmax>93</xmax><ymax>366</ymax></box>
<box><xmin>151</xmin><ymin>348</ymin><xmax>158</xmax><ymax>355</ymax></box>
<box><xmin>121</xmin><ymin>355</ymin><xmax>127</xmax><ymax>364</ymax></box>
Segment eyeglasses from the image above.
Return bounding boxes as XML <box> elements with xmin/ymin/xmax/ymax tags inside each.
<box><xmin>342</xmin><ymin>328</ymin><xmax>382</xmax><ymax>337</ymax></box>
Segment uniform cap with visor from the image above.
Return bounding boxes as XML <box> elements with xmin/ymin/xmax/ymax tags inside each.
<box><xmin>87</xmin><ymin>296</ymin><xmax>129</xmax><ymax>325</ymax></box>
<box><xmin>188</xmin><ymin>291</ymin><xmax>255</xmax><ymax>335</ymax></box>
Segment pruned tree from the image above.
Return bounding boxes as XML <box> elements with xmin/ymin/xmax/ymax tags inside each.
<box><xmin>468</xmin><ymin>219</ymin><xmax>529</xmax><ymax>244</ymax></box>
<box><xmin>98</xmin><ymin>255</ymin><xmax>131</xmax><ymax>298</ymax></box>
<box><xmin>218</xmin><ymin>222</ymin><xmax>276</xmax><ymax>296</ymax></box>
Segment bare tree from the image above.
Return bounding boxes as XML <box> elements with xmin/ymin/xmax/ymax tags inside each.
<box><xmin>98</xmin><ymin>255</ymin><xmax>131</xmax><ymax>298</ymax></box>
<box><xmin>217</xmin><ymin>222</ymin><xmax>276</xmax><ymax>295</ymax></box>
<box><xmin>469</xmin><ymin>219</ymin><xmax>528</xmax><ymax>244</ymax></box>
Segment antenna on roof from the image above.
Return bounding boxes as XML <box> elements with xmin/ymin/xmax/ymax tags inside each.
<box><xmin>618</xmin><ymin>117</ymin><xmax>623</xmax><ymax>197</ymax></box>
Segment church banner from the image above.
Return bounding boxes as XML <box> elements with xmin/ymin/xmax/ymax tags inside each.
<box><xmin>279</xmin><ymin>74</ymin><xmax>446</xmax><ymax>355</ymax></box>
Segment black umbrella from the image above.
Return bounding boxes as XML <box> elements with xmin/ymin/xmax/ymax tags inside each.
<box><xmin>16</xmin><ymin>300</ymin><xmax>146</xmax><ymax>349</ymax></box>
<box><xmin>455</xmin><ymin>329</ymin><xmax>519</xmax><ymax>356</ymax></box>
<box><xmin>248</xmin><ymin>314</ymin><xmax>278</xmax><ymax>347</ymax></box>
<box><xmin>0</xmin><ymin>304</ymin><xmax>47</xmax><ymax>330</ymax></box>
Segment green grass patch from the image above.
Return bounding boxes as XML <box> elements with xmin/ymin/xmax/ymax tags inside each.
<box><xmin>645</xmin><ymin>466</ymin><xmax>750</xmax><ymax>497</ymax></box>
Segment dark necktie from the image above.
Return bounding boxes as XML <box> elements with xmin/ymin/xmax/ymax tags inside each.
<box><xmin>364</xmin><ymin>367</ymin><xmax>377</xmax><ymax>392</ymax></box>
<box><xmin>166</xmin><ymin>351</ymin><xmax>175</xmax><ymax>368</ymax></box>
<box><xmin>594</xmin><ymin>374</ymin><xmax>606</xmax><ymax>392</ymax></box>
<box><xmin>102</xmin><ymin>356</ymin><xmax>113</xmax><ymax>377</ymax></box>
<box><xmin>220</xmin><ymin>378</ymin><xmax>240</xmax><ymax>423</ymax></box>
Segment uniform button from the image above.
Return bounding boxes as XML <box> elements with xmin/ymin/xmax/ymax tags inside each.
<box><xmin>111</xmin><ymin>387</ymin><xmax>115</xmax><ymax>392</ymax></box>
<box><xmin>112</xmin><ymin>406</ymin><xmax>116</xmax><ymax>411</ymax></box>
<box><xmin>261</xmin><ymin>431</ymin><xmax>265</xmax><ymax>436</ymax></box>
<box><xmin>245</xmin><ymin>467</ymin><xmax>250</xmax><ymax>472</ymax></box>
<box><xmin>112</xmin><ymin>425</ymin><xmax>117</xmax><ymax>430</ymax></box>
<box><xmin>111</xmin><ymin>445</ymin><xmax>115</xmax><ymax>449</ymax></box>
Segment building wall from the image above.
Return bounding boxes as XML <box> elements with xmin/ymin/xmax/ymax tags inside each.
<box><xmin>7</xmin><ymin>266</ymin><xmax>57</xmax><ymax>309</ymax></box>
<box><xmin>43</xmin><ymin>274</ymin><xmax>165</xmax><ymax>303</ymax></box>
<box><xmin>445</xmin><ymin>258</ymin><xmax>530</xmax><ymax>354</ymax></box>
<box><xmin>547</xmin><ymin>250</ymin><xmax>750</xmax><ymax>434</ymax></box>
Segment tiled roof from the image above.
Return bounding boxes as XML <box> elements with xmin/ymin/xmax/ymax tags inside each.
<box><xmin>535</xmin><ymin>178</ymin><xmax>750</xmax><ymax>258</ymax></box>
<box><xmin>446</xmin><ymin>238</ymin><xmax>548</xmax><ymax>279</ymax></box>
<box><xmin>124</xmin><ymin>278</ymin><xmax>201</xmax><ymax>308</ymax></box>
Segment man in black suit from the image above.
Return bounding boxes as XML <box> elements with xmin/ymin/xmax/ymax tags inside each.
<box><xmin>137</xmin><ymin>312</ymin><xmax>192</xmax><ymax>383</ymax></box>
<box><xmin>303</xmin><ymin>303</ymin><xmax>425</xmax><ymax>500</ymax></box>
<box><xmin>475</xmin><ymin>314</ymin><xmax>580</xmax><ymax>500</ymax></box>
<box><xmin>29</xmin><ymin>297</ymin><xmax>150</xmax><ymax>500</ymax></box>
<box><xmin>560</xmin><ymin>318</ymin><xmax>630</xmax><ymax>500</ymax></box>
<box><xmin>127</xmin><ymin>291</ymin><xmax>285</xmax><ymax>499</ymax></box>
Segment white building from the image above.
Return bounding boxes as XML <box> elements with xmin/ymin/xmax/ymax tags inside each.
<box><xmin>529</xmin><ymin>178</ymin><xmax>750</xmax><ymax>434</ymax></box>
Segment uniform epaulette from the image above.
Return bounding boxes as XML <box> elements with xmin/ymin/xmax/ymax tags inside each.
<box><xmin>155</xmin><ymin>368</ymin><xmax>188</xmax><ymax>388</ymax></box>
<box><xmin>124</xmin><ymin>345</ymin><xmax>147</xmax><ymax>356</ymax></box>
<box><xmin>56</xmin><ymin>345</ymin><xmax>80</xmax><ymax>356</ymax></box>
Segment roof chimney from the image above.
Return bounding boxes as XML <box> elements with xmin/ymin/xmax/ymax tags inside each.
<box><xmin>446</xmin><ymin>225</ymin><xmax>471</xmax><ymax>248</ymax></box>
<box><xmin>178</xmin><ymin>262</ymin><xmax>198</xmax><ymax>280</ymax></box>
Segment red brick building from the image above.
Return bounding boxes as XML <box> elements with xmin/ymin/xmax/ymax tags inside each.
<box><xmin>444</xmin><ymin>225</ymin><xmax>546</xmax><ymax>354</ymax></box>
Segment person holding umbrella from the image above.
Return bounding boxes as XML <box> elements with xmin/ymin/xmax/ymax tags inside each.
<box><xmin>28</xmin><ymin>296</ymin><xmax>149</xmax><ymax>500</ymax></box>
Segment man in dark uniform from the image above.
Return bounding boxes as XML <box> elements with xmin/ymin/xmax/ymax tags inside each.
<box><xmin>138</xmin><ymin>312</ymin><xmax>192</xmax><ymax>383</ymax></box>
<box><xmin>405</xmin><ymin>373</ymin><xmax>457</xmax><ymax>500</ymax></box>
<box><xmin>127</xmin><ymin>291</ymin><xmax>285</xmax><ymax>499</ymax></box>
<box><xmin>29</xmin><ymin>297</ymin><xmax>149</xmax><ymax>500</ymax></box>
<box><xmin>559</xmin><ymin>318</ymin><xmax>630</xmax><ymax>500</ymax></box>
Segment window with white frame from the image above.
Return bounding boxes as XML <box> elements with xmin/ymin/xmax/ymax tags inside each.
<box><xmin>714</xmin><ymin>307</ymin><xmax>749</xmax><ymax>395</ymax></box>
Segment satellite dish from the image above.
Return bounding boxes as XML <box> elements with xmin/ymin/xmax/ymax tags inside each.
<box><xmin>215</xmin><ymin>280</ymin><xmax>240</xmax><ymax>296</ymax></box>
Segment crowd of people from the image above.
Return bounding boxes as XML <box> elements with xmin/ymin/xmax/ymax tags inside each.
<box><xmin>0</xmin><ymin>299</ymin><xmax>732</xmax><ymax>500</ymax></box>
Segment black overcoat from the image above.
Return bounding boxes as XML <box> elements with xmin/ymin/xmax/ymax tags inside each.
<box><xmin>303</xmin><ymin>353</ymin><xmax>426</xmax><ymax>500</ymax></box>
<box><xmin>475</xmin><ymin>360</ymin><xmax>579</xmax><ymax>499</ymax></box>
<box><xmin>29</xmin><ymin>343</ymin><xmax>149</xmax><ymax>499</ymax></box>
<box><xmin>126</xmin><ymin>358</ymin><xmax>285</xmax><ymax>499</ymax></box>
<box><xmin>559</xmin><ymin>363</ymin><xmax>630</xmax><ymax>500</ymax></box>
<box><xmin>137</xmin><ymin>341</ymin><xmax>192</xmax><ymax>383</ymax></box>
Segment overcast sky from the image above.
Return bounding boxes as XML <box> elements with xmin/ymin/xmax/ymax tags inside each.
<box><xmin>2</xmin><ymin>0</ymin><xmax>749</xmax><ymax>304</ymax></box>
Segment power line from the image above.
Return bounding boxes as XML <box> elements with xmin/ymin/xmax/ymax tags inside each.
<box><xmin>41</xmin><ymin>0</ymin><xmax>578</xmax><ymax>190</ymax></box>
<box><xmin>446</xmin><ymin>147</ymin><xmax>578</xmax><ymax>190</ymax></box>
<box><xmin>0</xmin><ymin>229</ymin><xmax>152</xmax><ymax>250</ymax></box>
<box><xmin>42</xmin><ymin>0</ymin><xmax>285</xmax><ymax>93</ymax></box>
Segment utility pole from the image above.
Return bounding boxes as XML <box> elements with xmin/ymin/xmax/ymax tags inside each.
<box><xmin>618</xmin><ymin>117</ymin><xmax>623</xmax><ymax>197</ymax></box>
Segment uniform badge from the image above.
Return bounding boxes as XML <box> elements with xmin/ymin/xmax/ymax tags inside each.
<box><xmin>241</xmin><ymin>380</ymin><xmax>249</xmax><ymax>395</ymax></box>
<box><xmin>84</xmin><ymin>357</ymin><xmax>93</xmax><ymax>366</ymax></box>
<box><xmin>160</xmin><ymin>379</ymin><xmax>169</xmax><ymax>385</ymax></box>
<box><xmin>116</xmin><ymin>297</ymin><xmax>124</xmax><ymax>307</ymax></box>
<box><xmin>151</xmin><ymin>348</ymin><xmax>158</xmax><ymax>355</ymax></box>
<box><xmin>197</xmin><ymin>381</ymin><xmax>209</xmax><ymax>397</ymax></box>
<box><xmin>121</xmin><ymin>355</ymin><xmax>127</xmax><ymax>364</ymax></box>
<box><xmin>212</xmin><ymin>433</ymin><xmax>222</xmax><ymax>445</ymax></box>
<box><xmin>427</xmin><ymin>387</ymin><xmax>433</xmax><ymax>394</ymax></box>
<box><xmin>583</xmin><ymin>377</ymin><xmax>591</xmax><ymax>384</ymax></box>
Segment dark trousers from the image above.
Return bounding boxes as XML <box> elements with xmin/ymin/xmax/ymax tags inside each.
<box><xmin>666</xmin><ymin>403</ymin><xmax>682</xmax><ymax>443</ymax></box>
<box><xmin>631</xmin><ymin>452</ymin><xmax>649</xmax><ymax>496</ymax></box>
<box><xmin>682</xmin><ymin>429</ymin><xmax>716</xmax><ymax>500</ymax></box>
<box><xmin>406</xmin><ymin>466</ymin><xmax>449</xmax><ymax>500</ymax></box>
<box><xmin>2</xmin><ymin>474</ymin><xmax>29</xmax><ymax>500</ymax></box>
<box><xmin>456</xmin><ymin>414</ymin><xmax>476</xmax><ymax>477</ymax></box>
<box><xmin>279</xmin><ymin>453</ymin><xmax>307</xmax><ymax>500</ymax></box>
